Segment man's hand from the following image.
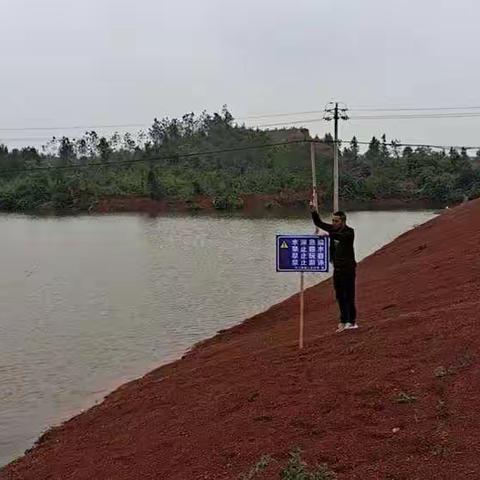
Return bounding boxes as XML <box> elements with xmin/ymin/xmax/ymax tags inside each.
<box><xmin>309</xmin><ymin>199</ymin><xmax>318</xmax><ymax>212</ymax></box>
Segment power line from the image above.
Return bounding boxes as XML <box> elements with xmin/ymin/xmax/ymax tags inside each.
<box><xmin>2</xmin><ymin>106</ymin><xmax>480</xmax><ymax>134</ymax></box>
<box><xmin>0</xmin><ymin>139</ymin><xmax>311</xmax><ymax>175</ymax></box>
<box><xmin>2</xmin><ymin>112</ymin><xmax>480</xmax><ymax>155</ymax></box>
<box><xmin>349</xmin><ymin>112</ymin><xmax>480</xmax><ymax>120</ymax></box>
<box><xmin>253</xmin><ymin>112</ymin><xmax>480</xmax><ymax>128</ymax></box>
<box><xmin>0</xmin><ymin>137</ymin><xmax>82</xmax><ymax>142</ymax></box>
<box><xmin>0</xmin><ymin>123</ymin><xmax>148</xmax><ymax>132</ymax></box>
<box><xmin>0</xmin><ymin>136</ymin><xmax>478</xmax><ymax>179</ymax></box>
<box><xmin>2</xmin><ymin>131</ymin><xmax>480</xmax><ymax>154</ymax></box>
<box><xmin>350</xmin><ymin>105</ymin><xmax>480</xmax><ymax>112</ymax></box>
<box><xmin>0</xmin><ymin>112</ymin><xmax>324</xmax><ymax>131</ymax></box>
<box><xmin>237</xmin><ymin>105</ymin><xmax>480</xmax><ymax>120</ymax></box>
<box><xmin>0</xmin><ymin>114</ymin><xmax>327</xmax><ymax>134</ymax></box>
<box><xmin>1</xmin><ymin>137</ymin><xmax>479</xmax><ymax>177</ymax></box>
<box><xmin>253</xmin><ymin>118</ymin><xmax>325</xmax><ymax>127</ymax></box>
<box><xmin>236</xmin><ymin>110</ymin><xmax>326</xmax><ymax>120</ymax></box>
<box><xmin>344</xmin><ymin>139</ymin><xmax>480</xmax><ymax>150</ymax></box>
<box><xmin>326</xmin><ymin>138</ymin><xmax>480</xmax><ymax>151</ymax></box>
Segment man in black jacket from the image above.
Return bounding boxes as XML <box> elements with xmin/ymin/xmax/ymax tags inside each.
<box><xmin>310</xmin><ymin>199</ymin><xmax>358</xmax><ymax>332</ymax></box>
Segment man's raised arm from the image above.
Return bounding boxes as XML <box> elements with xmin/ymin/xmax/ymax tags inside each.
<box><xmin>309</xmin><ymin>201</ymin><xmax>334</xmax><ymax>233</ymax></box>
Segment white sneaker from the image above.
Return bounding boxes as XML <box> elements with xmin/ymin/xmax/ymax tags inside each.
<box><xmin>336</xmin><ymin>323</ymin><xmax>346</xmax><ymax>333</ymax></box>
<box><xmin>345</xmin><ymin>323</ymin><xmax>359</xmax><ymax>330</ymax></box>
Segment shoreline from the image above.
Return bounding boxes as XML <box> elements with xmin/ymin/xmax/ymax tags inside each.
<box><xmin>94</xmin><ymin>194</ymin><xmax>449</xmax><ymax>215</ymax></box>
<box><xmin>1</xmin><ymin>193</ymin><xmax>451</xmax><ymax>218</ymax></box>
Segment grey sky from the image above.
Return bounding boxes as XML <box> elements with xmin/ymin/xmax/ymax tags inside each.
<box><xmin>1</xmin><ymin>0</ymin><xmax>479</xmax><ymax>149</ymax></box>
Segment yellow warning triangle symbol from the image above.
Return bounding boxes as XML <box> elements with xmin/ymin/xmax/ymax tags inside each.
<box><xmin>280</xmin><ymin>241</ymin><xmax>289</xmax><ymax>249</ymax></box>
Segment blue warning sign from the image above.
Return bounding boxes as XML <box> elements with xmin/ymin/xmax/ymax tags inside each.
<box><xmin>276</xmin><ymin>235</ymin><xmax>329</xmax><ymax>273</ymax></box>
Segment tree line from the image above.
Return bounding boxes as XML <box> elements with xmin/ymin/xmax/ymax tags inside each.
<box><xmin>0</xmin><ymin>107</ymin><xmax>479</xmax><ymax>212</ymax></box>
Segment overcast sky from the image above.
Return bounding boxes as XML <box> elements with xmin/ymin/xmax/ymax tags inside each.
<box><xmin>1</xmin><ymin>0</ymin><xmax>480</xmax><ymax>149</ymax></box>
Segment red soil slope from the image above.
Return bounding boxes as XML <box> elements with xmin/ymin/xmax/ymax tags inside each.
<box><xmin>93</xmin><ymin>191</ymin><xmax>311</xmax><ymax>215</ymax></box>
<box><xmin>2</xmin><ymin>200</ymin><xmax>480</xmax><ymax>480</ymax></box>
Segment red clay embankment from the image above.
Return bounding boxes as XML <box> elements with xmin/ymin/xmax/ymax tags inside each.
<box><xmin>93</xmin><ymin>193</ymin><xmax>442</xmax><ymax>216</ymax></box>
<box><xmin>93</xmin><ymin>192</ymin><xmax>310</xmax><ymax>215</ymax></box>
<box><xmin>2</xmin><ymin>200</ymin><xmax>480</xmax><ymax>479</ymax></box>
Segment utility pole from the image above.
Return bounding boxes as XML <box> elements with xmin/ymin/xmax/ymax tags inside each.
<box><xmin>310</xmin><ymin>141</ymin><xmax>318</xmax><ymax>207</ymax></box>
<box><xmin>324</xmin><ymin>102</ymin><xmax>349</xmax><ymax>211</ymax></box>
<box><xmin>310</xmin><ymin>140</ymin><xmax>319</xmax><ymax>235</ymax></box>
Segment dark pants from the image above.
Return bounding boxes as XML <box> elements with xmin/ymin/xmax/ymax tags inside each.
<box><xmin>333</xmin><ymin>268</ymin><xmax>357</xmax><ymax>325</ymax></box>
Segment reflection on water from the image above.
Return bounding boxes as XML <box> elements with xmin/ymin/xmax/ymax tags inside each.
<box><xmin>0</xmin><ymin>210</ymin><xmax>436</xmax><ymax>466</ymax></box>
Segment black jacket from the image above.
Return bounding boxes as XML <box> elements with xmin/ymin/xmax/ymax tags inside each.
<box><xmin>311</xmin><ymin>211</ymin><xmax>356</xmax><ymax>271</ymax></box>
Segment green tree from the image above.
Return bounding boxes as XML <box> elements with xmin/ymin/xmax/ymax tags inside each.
<box><xmin>381</xmin><ymin>133</ymin><xmax>390</xmax><ymax>163</ymax></box>
<box><xmin>98</xmin><ymin>137</ymin><xmax>112</xmax><ymax>163</ymax></box>
<box><xmin>350</xmin><ymin>136</ymin><xmax>359</xmax><ymax>161</ymax></box>
<box><xmin>323</xmin><ymin>133</ymin><xmax>334</xmax><ymax>144</ymax></box>
<box><xmin>58</xmin><ymin>137</ymin><xmax>75</xmax><ymax>165</ymax></box>
<box><xmin>365</xmin><ymin>136</ymin><xmax>382</xmax><ymax>168</ymax></box>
